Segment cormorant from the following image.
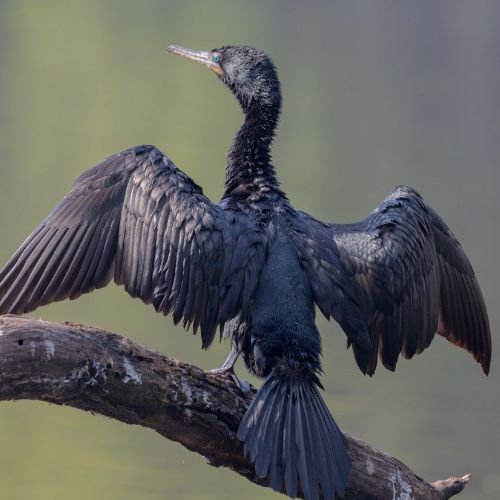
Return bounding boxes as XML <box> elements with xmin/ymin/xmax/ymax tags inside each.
<box><xmin>0</xmin><ymin>45</ymin><xmax>491</xmax><ymax>500</ymax></box>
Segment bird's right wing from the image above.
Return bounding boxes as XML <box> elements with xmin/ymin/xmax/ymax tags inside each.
<box><xmin>0</xmin><ymin>145</ymin><xmax>266</xmax><ymax>348</ymax></box>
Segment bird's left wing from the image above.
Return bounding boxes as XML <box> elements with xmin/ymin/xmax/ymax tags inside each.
<box><xmin>0</xmin><ymin>145</ymin><xmax>265</xmax><ymax>348</ymax></box>
<box><xmin>292</xmin><ymin>185</ymin><xmax>491</xmax><ymax>375</ymax></box>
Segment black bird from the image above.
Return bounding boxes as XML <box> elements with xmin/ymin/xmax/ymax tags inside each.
<box><xmin>0</xmin><ymin>45</ymin><xmax>491</xmax><ymax>499</ymax></box>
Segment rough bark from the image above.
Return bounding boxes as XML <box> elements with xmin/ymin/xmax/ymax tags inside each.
<box><xmin>0</xmin><ymin>315</ymin><xmax>470</xmax><ymax>499</ymax></box>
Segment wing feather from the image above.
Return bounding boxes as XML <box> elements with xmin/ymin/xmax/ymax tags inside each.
<box><xmin>294</xmin><ymin>185</ymin><xmax>491</xmax><ymax>375</ymax></box>
<box><xmin>0</xmin><ymin>145</ymin><xmax>267</xmax><ymax>349</ymax></box>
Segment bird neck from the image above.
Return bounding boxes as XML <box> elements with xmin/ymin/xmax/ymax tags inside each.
<box><xmin>223</xmin><ymin>103</ymin><xmax>283</xmax><ymax>201</ymax></box>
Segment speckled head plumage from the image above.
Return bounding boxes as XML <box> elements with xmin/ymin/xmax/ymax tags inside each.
<box><xmin>213</xmin><ymin>45</ymin><xmax>281</xmax><ymax>112</ymax></box>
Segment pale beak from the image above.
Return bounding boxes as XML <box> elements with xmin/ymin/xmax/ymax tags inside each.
<box><xmin>167</xmin><ymin>45</ymin><xmax>223</xmax><ymax>76</ymax></box>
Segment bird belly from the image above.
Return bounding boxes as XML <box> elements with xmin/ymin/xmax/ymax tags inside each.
<box><xmin>239</xmin><ymin>236</ymin><xmax>322</xmax><ymax>378</ymax></box>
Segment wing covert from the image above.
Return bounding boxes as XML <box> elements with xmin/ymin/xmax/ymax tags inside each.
<box><xmin>115</xmin><ymin>147</ymin><xmax>234</xmax><ymax>347</ymax></box>
<box><xmin>294</xmin><ymin>185</ymin><xmax>491</xmax><ymax>375</ymax></box>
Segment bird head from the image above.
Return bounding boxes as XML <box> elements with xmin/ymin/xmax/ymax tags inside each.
<box><xmin>167</xmin><ymin>44</ymin><xmax>281</xmax><ymax>114</ymax></box>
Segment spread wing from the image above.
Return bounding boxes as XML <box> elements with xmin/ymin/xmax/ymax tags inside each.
<box><xmin>0</xmin><ymin>145</ymin><xmax>265</xmax><ymax>347</ymax></box>
<box><xmin>294</xmin><ymin>185</ymin><xmax>491</xmax><ymax>375</ymax></box>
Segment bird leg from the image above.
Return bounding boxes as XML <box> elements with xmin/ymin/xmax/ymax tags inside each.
<box><xmin>210</xmin><ymin>344</ymin><xmax>251</xmax><ymax>394</ymax></box>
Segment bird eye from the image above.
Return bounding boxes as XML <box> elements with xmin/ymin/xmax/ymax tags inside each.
<box><xmin>212</xmin><ymin>53</ymin><xmax>221</xmax><ymax>64</ymax></box>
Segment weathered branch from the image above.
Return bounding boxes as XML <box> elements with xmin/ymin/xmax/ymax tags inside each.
<box><xmin>0</xmin><ymin>315</ymin><xmax>470</xmax><ymax>499</ymax></box>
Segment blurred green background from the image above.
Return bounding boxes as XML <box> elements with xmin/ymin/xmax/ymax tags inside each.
<box><xmin>0</xmin><ymin>1</ymin><xmax>498</xmax><ymax>499</ymax></box>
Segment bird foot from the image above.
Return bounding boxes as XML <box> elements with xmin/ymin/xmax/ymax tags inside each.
<box><xmin>209</xmin><ymin>366</ymin><xmax>252</xmax><ymax>394</ymax></box>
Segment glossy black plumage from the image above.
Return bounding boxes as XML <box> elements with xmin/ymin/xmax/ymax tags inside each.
<box><xmin>0</xmin><ymin>145</ymin><xmax>265</xmax><ymax>348</ymax></box>
<box><xmin>0</xmin><ymin>45</ymin><xmax>491</xmax><ymax>499</ymax></box>
<box><xmin>293</xmin><ymin>186</ymin><xmax>491</xmax><ymax>376</ymax></box>
<box><xmin>238</xmin><ymin>376</ymin><xmax>350</xmax><ymax>499</ymax></box>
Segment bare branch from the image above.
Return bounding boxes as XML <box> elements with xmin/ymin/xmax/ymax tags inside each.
<box><xmin>0</xmin><ymin>315</ymin><xmax>469</xmax><ymax>499</ymax></box>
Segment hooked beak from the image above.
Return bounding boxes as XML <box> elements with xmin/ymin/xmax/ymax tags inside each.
<box><xmin>167</xmin><ymin>45</ymin><xmax>224</xmax><ymax>76</ymax></box>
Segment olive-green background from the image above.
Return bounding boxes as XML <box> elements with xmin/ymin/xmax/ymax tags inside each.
<box><xmin>0</xmin><ymin>1</ymin><xmax>498</xmax><ymax>499</ymax></box>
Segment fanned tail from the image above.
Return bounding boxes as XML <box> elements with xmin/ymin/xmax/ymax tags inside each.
<box><xmin>237</xmin><ymin>375</ymin><xmax>351</xmax><ymax>499</ymax></box>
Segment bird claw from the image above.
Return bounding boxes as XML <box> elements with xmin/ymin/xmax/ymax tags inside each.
<box><xmin>209</xmin><ymin>366</ymin><xmax>232</xmax><ymax>376</ymax></box>
<box><xmin>209</xmin><ymin>366</ymin><xmax>252</xmax><ymax>394</ymax></box>
<box><xmin>237</xmin><ymin>379</ymin><xmax>252</xmax><ymax>394</ymax></box>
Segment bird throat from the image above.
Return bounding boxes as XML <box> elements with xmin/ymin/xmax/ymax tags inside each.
<box><xmin>223</xmin><ymin>103</ymin><xmax>282</xmax><ymax>202</ymax></box>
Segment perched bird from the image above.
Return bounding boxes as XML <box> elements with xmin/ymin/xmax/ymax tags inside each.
<box><xmin>0</xmin><ymin>45</ymin><xmax>491</xmax><ymax>499</ymax></box>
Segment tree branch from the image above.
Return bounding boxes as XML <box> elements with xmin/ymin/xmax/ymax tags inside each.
<box><xmin>0</xmin><ymin>315</ymin><xmax>470</xmax><ymax>499</ymax></box>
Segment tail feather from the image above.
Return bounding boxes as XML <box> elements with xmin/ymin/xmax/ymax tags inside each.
<box><xmin>269</xmin><ymin>383</ymin><xmax>288</xmax><ymax>491</ymax></box>
<box><xmin>238</xmin><ymin>375</ymin><xmax>351</xmax><ymax>500</ymax></box>
<box><xmin>296</xmin><ymin>388</ymin><xmax>319</xmax><ymax>499</ymax></box>
<box><xmin>254</xmin><ymin>380</ymin><xmax>283</xmax><ymax>476</ymax></box>
<box><xmin>302</xmin><ymin>386</ymin><xmax>334</xmax><ymax>498</ymax></box>
<box><xmin>284</xmin><ymin>387</ymin><xmax>298</xmax><ymax>498</ymax></box>
<box><xmin>310</xmin><ymin>386</ymin><xmax>350</xmax><ymax>493</ymax></box>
